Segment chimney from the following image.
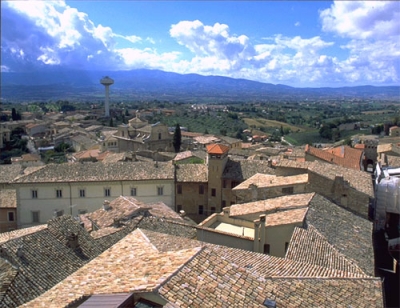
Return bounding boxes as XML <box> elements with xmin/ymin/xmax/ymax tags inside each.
<box><xmin>259</xmin><ymin>214</ymin><xmax>266</xmax><ymax>253</ymax></box>
<box><xmin>113</xmin><ymin>218</ymin><xmax>121</xmax><ymax>228</ymax></box>
<box><xmin>66</xmin><ymin>233</ymin><xmax>79</xmax><ymax>250</ymax></box>
<box><xmin>16</xmin><ymin>246</ymin><xmax>24</xmax><ymax>258</ymax></box>
<box><xmin>222</xmin><ymin>207</ymin><xmax>230</xmax><ymax>216</ymax></box>
<box><xmin>179</xmin><ymin>210</ymin><xmax>186</xmax><ymax>217</ymax></box>
<box><xmin>103</xmin><ymin>200</ymin><xmax>111</xmax><ymax>211</ymax></box>
<box><xmin>254</xmin><ymin>220</ymin><xmax>260</xmax><ymax>252</ymax></box>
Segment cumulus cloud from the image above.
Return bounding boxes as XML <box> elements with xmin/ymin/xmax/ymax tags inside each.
<box><xmin>170</xmin><ymin>20</ymin><xmax>255</xmax><ymax>70</ymax></box>
<box><xmin>319</xmin><ymin>1</ymin><xmax>400</xmax><ymax>84</ymax></box>
<box><xmin>1</xmin><ymin>0</ymin><xmax>399</xmax><ymax>86</ymax></box>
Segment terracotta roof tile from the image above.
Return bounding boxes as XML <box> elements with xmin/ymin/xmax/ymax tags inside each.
<box><xmin>0</xmin><ymin>189</ymin><xmax>16</xmax><ymax>208</ymax></box>
<box><xmin>206</xmin><ymin>143</ymin><xmax>230</xmax><ymax>154</ymax></box>
<box><xmin>22</xmin><ymin>229</ymin><xmax>201</xmax><ymax>307</ymax></box>
<box><xmin>229</xmin><ymin>193</ymin><xmax>315</xmax><ymax>219</ymax></box>
<box><xmin>12</xmin><ymin>161</ymin><xmax>174</xmax><ymax>183</ymax></box>
<box><xmin>305</xmin><ymin>145</ymin><xmax>363</xmax><ymax>170</ymax></box>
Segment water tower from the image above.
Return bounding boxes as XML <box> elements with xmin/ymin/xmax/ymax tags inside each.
<box><xmin>100</xmin><ymin>76</ymin><xmax>114</xmax><ymax>117</ymax></box>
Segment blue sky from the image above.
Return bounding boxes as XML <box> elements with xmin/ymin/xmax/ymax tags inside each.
<box><xmin>2</xmin><ymin>1</ymin><xmax>399</xmax><ymax>87</ymax></box>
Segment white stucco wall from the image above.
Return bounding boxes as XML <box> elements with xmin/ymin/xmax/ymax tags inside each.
<box><xmin>15</xmin><ymin>179</ymin><xmax>174</xmax><ymax>228</ymax></box>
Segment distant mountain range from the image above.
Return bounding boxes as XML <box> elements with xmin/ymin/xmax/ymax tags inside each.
<box><xmin>1</xmin><ymin>69</ymin><xmax>399</xmax><ymax>102</ymax></box>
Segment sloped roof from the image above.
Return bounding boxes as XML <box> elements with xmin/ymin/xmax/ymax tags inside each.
<box><xmin>286</xmin><ymin>225</ymin><xmax>366</xmax><ymax>276</ymax></box>
<box><xmin>0</xmin><ymin>165</ymin><xmax>22</xmax><ymax>183</ymax></box>
<box><xmin>159</xmin><ymin>245</ymin><xmax>382</xmax><ymax>307</ymax></box>
<box><xmin>222</xmin><ymin>159</ymin><xmax>276</xmax><ymax>181</ymax></box>
<box><xmin>229</xmin><ymin>193</ymin><xmax>315</xmax><ymax>219</ymax></box>
<box><xmin>22</xmin><ymin>229</ymin><xmax>201</xmax><ymax>307</ymax></box>
<box><xmin>305</xmin><ymin>145</ymin><xmax>363</xmax><ymax>170</ymax></box>
<box><xmin>0</xmin><ymin>189</ymin><xmax>16</xmax><ymax>208</ymax></box>
<box><xmin>206</xmin><ymin>143</ymin><xmax>230</xmax><ymax>154</ymax></box>
<box><xmin>176</xmin><ymin>163</ymin><xmax>208</xmax><ymax>182</ymax></box>
<box><xmin>232</xmin><ymin>173</ymin><xmax>308</xmax><ymax>191</ymax></box>
<box><xmin>12</xmin><ymin>161</ymin><xmax>175</xmax><ymax>183</ymax></box>
<box><xmin>306</xmin><ymin>194</ymin><xmax>375</xmax><ymax>276</ymax></box>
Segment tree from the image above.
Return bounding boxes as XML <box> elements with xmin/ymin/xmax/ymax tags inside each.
<box><xmin>173</xmin><ymin>123</ymin><xmax>182</xmax><ymax>153</ymax></box>
<box><xmin>11</xmin><ymin>108</ymin><xmax>17</xmax><ymax>121</ymax></box>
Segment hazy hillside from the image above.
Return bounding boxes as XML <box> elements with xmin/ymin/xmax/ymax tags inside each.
<box><xmin>1</xmin><ymin>69</ymin><xmax>399</xmax><ymax>102</ymax></box>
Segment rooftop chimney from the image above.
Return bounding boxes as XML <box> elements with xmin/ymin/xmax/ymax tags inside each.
<box><xmin>103</xmin><ymin>200</ymin><xmax>111</xmax><ymax>211</ymax></box>
<box><xmin>66</xmin><ymin>233</ymin><xmax>79</xmax><ymax>250</ymax></box>
<box><xmin>223</xmin><ymin>207</ymin><xmax>230</xmax><ymax>216</ymax></box>
<box><xmin>16</xmin><ymin>246</ymin><xmax>24</xmax><ymax>258</ymax></box>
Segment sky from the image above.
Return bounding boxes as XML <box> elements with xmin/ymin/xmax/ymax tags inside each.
<box><xmin>1</xmin><ymin>1</ymin><xmax>400</xmax><ymax>87</ymax></box>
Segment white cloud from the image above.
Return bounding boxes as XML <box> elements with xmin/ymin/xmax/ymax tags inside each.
<box><xmin>170</xmin><ymin>20</ymin><xmax>255</xmax><ymax>65</ymax></box>
<box><xmin>320</xmin><ymin>1</ymin><xmax>400</xmax><ymax>40</ymax></box>
<box><xmin>2</xmin><ymin>1</ymin><xmax>399</xmax><ymax>86</ymax></box>
<box><xmin>295</xmin><ymin>22</ymin><xmax>301</xmax><ymax>27</ymax></box>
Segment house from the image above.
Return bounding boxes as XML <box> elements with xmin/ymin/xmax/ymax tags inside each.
<box><xmin>10</xmin><ymin>153</ymin><xmax>43</xmax><ymax>167</ymax></box>
<box><xmin>197</xmin><ymin>192</ymin><xmax>375</xmax><ymax>276</ymax></box>
<box><xmin>115</xmin><ymin>117</ymin><xmax>174</xmax><ymax>152</ymax></box>
<box><xmin>0</xmin><ymin>189</ymin><xmax>17</xmax><ymax>232</ymax></box>
<box><xmin>276</xmin><ymin>160</ymin><xmax>374</xmax><ymax>219</ymax></box>
<box><xmin>175</xmin><ymin>164</ymin><xmax>209</xmax><ymax>222</ymax></box>
<box><xmin>232</xmin><ymin>173</ymin><xmax>309</xmax><ymax>203</ymax></box>
<box><xmin>25</xmin><ymin>122</ymin><xmax>48</xmax><ymax>137</ymax></box>
<box><xmin>0</xmin><ymin>123</ymin><xmax>11</xmax><ymax>149</ymax></box>
<box><xmin>198</xmin><ymin>193</ymin><xmax>312</xmax><ymax>257</ymax></box>
<box><xmin>305</xmin><ymin>144</ymin><xmax>365</xmax><ymax>171</ymax></box>
<box><xmin>389</xmin><ymin>125</ymin><xmax>400</xmax><ymax>137</ymax></box>
<box><xmin>11</xmin><ymin>161</ymin><xmax>175</xmax><ymax>228</ymax></box>
<box><xmin>0</xmin><ymin>215</ymin><xmax>381</xmax><ymax>308</ymax></box>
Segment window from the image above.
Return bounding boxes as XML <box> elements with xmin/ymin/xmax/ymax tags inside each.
<box><xmin>198</xmin><ymin>205</ymin><xmax>204</xmax><ymax>215</ymax></box>
<box><xmin>282</xmin><ymin>187</ymin><xmax>294</xmax><ymax>194</ymax></box>
<box><xmin>199</xmin><ymin>185</ymin><xmax>204</xmax><ymax>195</ymax></box>
<box><xmin>130</xmin><ymin>187</ymin><xmax>137</xmax><ymax>196</ymax></box>
<box><xmin>31</xmin><ymin>190</ymin><xmax>38</xmax><ymax>199</ymax></box>
<box><xmin>285</xmin><ymin>242</ymin><xmax>289</xmax><ymax>253</ymax></box>
<box><xmin>8</xmin><ymin>212</ymin><xmax>15</xmax><ymax>222</ymax></box>
<box><xmin>210</xmin><ymin>207</ymin><xmax>216</xmax><ymax>214</ymax></box>
<box><xmin>56</xmin><ymin>189</ymin><xmax>62</xmax><ymax>198</ymax></box>
<box><xmin>231</xmin><ymin>181</ymin><xmax>240</xmax><ymax>189</ymax></box>
<box><xmin>158</xmin><ymin>133</ymin><xmax>162</xmax><ymax>140</ymax></box>
<box><xmin>177</xmin><ymin>184</ymin><xmax>182</xmax><ymax>194</ymax></box>
<box><xmin>211</xmin><ymin>188</ymin><xmax>216</xmax><ymax>197</ymax></box>
<box><xmin>157</xmin><ymin>186</ymin><xmax>164</xmax><ymax>196</ymax></box>
<box><xmin>32</xmin><ymin>211</ymin><xmax>40</xmax><ymax>223</ymax></box>
<box><xmin>79</xmin><ymin>189</ymin><xmax>86</xmax><ymax>198</ymax></box>
<box><xmin>223</xmin><ymin>180</ymin><xmax>227</xmax><ymax>188</ymax></box>
<box><xmin>104</xmin><ymin>188</ymin><xmax>111</xmax><ymax>197</ymax></box>
<box><xmin>264</xmin><ymin>244</ymin><xmax>270</xmax><ymax>254</ymax></box>
<box><xmin>177</xmin><ymin>204</ymin><xmax>182</xmax><ymax>212</ymax></box>
<box><xmin>222</xmin><ymin>200</ymin><xmax>226</xmax><ymax>207</ymax></box>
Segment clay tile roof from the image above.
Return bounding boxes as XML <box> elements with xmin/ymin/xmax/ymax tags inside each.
<box><xmin>306</xmin><ymin>194</ymin><xmax>375</xmax><ymax>276</ymax></box>
<box><xmin>305</xmin><ymin>145</ymin><xmax>363</xmax><ymax>170</ymax></box>
<box><xmin>206</xmin><ymin>143</ymin><xmax>230</xmax><ymax>154</ymax></box>
<box><xmin>176</xmin><ymin>164</ymin><xmax>208</xmax><ymax>182</ymax></box>
<box><xmin>22</xmin><ymin>229</ymin><xmax>201</xmax><ymax>307</ymax></box>
<box><xmin>286</xmin><ymin>225</ymin><xmax>366</xmax><ymax>276</ymax></box>
<box><xmin>0</xmin><ymin>189</ymin><xmax>16</xmax><ymax>208</ymax></box>
<box><xmin>159</xmin><ymin>245</ymin><xmax>383</xmax><ymax>307</ymax></box>
<box><xmin>230</xmin><ymin>193</ymin><xmax>314</xmax><ymax>219</ymax></box>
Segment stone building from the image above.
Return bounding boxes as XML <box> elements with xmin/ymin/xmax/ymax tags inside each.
<box><xmin>115</xmin><ymin>116</ymin><xmax>173</xmax><ymax>152</ymax></box>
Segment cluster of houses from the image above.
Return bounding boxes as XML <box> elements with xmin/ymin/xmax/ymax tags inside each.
<box><xmin>0</xmin><ymin>111</ymin><xmax>399</xmax><ymax>307</ymax></box>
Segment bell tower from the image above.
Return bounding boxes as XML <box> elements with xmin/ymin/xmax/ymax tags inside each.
<box><xmin>207</xmin><ymin>143</ymin><xmax>230</xmax><ymax>213</ymax></box>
